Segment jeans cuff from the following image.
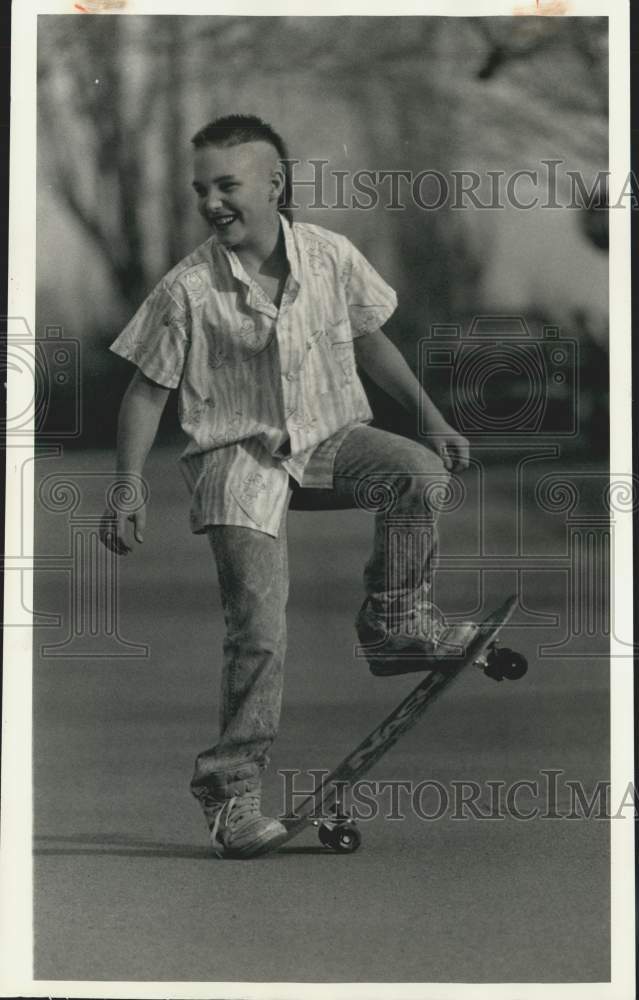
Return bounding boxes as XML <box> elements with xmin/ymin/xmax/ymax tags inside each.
<box><xmin>190</xmin><ymin>760</ymin><xmax>262</xmax><ymax>799</ymax></box>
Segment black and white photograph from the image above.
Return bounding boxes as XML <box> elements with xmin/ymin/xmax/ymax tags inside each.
<box><xmin>1</xmin><ymin>0</ymin><xmax>634</xmax><ymax>996</ymax></box>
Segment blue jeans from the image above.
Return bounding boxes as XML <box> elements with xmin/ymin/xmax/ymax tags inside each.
<box><xmin>190</xmin><ymin>424</ymin><xmax>449</xmax><ymax>799</ymax></box>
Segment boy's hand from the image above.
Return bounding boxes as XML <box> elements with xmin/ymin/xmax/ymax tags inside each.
<box><xmin>99</xmin><ymin>503</ymin><xmax>146</xmax><ymax>556</ymax></box>
<box><xmin>423</xmin><ymin>423</ymin><xmax>470</xmax><ymax>472</ymax></box>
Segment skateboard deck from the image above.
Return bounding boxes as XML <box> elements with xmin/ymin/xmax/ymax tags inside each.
<box><xmin>269</xmin><ymin>594</ymin><xmax>526</xmax><ymax>855</ymax></box>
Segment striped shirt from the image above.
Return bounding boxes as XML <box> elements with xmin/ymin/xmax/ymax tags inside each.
<box><xmin>110</xmin><ymin>216</ymin><xmax>397</xmax><ymax>537</ymax></box>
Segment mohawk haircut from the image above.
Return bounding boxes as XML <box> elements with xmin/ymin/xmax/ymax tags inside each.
<box><xmin>191</xmin><ymin>114</ymin><xmax>294</xmax><ymax>223</ymax></box>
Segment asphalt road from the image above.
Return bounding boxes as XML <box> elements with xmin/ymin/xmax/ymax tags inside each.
<box><xmin>33</xmin><ymin>447</ymin><xmax>610</xmax><ymax>983</ymax></box>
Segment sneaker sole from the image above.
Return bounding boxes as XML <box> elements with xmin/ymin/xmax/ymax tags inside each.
<box><xmin>216</xmin><ymin>824</ymin><xmax>289</xmax><ymax>859</ymax></box>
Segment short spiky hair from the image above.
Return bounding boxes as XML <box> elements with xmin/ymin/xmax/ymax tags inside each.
<box><xmin>191</xmin><ymin>114</ymin><xmax>294</xmax><ymax>222</ymax></box>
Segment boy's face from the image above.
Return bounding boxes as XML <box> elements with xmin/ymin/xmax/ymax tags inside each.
<box><xmin>192</xmin><ymin>141</ymin><xmax>284</xmax><ymax>250</ymax></box>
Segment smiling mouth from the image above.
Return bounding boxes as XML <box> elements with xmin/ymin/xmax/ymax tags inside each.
<box><xmin>210</xmin><ymin>214</ymin><xmax>238</xmax><ymax>229</ymax></box>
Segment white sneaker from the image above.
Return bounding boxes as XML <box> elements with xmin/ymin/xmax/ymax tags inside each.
<box><xmin>195</xmin><ymin>788</ymin><xmax>288</xmax><ymax>858</ymax></box>
<box><xmin>356</xmin><ymin>596</ymin><xmax>477</xmax><ymax>676</ymax></box>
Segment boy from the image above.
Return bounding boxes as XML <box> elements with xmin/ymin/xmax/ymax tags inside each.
<box><xmin>101</xmin><ymin>115</ymin><xmax>470</xmax><ymax>858</ymax></box>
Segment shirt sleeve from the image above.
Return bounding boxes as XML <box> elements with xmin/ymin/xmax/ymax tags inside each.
<box><xmin>343</xmin><ymin>240</ymin><xmax>398</xmax><ymax>337</ymax></box>
<box><xmin>109</xmin><ymin>279</ymin><xmax>189</xmax><ymax>389</ymax></box>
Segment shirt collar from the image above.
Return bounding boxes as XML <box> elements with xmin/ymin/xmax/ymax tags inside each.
<box><xmin>214</xmin><ymin>213</ymin><xmax>301</xmax><ymax>292</ymax></box>
<box><xmin>279</xmin><ymin>213</ymin><xmax>301</xmax><ymax>288</ymax></box>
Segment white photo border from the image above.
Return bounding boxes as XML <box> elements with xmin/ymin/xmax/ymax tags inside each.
<box><xmin>1</xmin><ymin>1</ymin><xmax>633</xmax><ymax>997</ymax></box>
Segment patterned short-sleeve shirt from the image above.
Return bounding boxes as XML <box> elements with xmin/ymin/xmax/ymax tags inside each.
<box><xmin>110</xmin><ymin>216</ymin><xmax>397</xmax><ymax>537</ymax></box>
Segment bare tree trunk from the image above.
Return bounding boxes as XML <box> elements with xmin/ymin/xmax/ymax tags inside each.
<box><xmin>164</xmin><ymin>19</ymin><xmax>186</xmax><ymax>268</ymax></box>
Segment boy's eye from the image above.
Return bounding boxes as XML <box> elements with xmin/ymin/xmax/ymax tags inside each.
<box><xmin>221</xmin><ymin>183</ymin><xmax>239</xmax><ymax>192</ymax></box>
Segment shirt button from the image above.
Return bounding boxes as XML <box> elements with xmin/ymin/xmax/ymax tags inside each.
<box><xmin>285</xmin><ymin>372</ymin><xmax>296</xmax><ymax>381</ymax></box>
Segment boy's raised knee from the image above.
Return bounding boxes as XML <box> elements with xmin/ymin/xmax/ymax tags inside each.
<box><xmin>392</xmin><ymin>446</ymin><xmax>451</xmax><ymax>515</ymax></box>
<box><xmin>400</xmin><ymin>445</ymin><xmax>449</xmax><ymax>484</ymax></box>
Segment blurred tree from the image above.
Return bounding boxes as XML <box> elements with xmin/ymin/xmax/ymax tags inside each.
<box><xmin>38</xmin><ymin>16</ymin><xmax>247</xmax><ymax>307</ymax></box>
<box><xmin>36</xmin><ymin>15</ymin><xmax>609</xmax><ymax>449</ymax></box>
<box><xmin>475</xmin><ymin>15</ymin><xmax>608</xmax><ymax>117</ymax></box>
<box><xmin>39</xmin><ymin>17</ymin><xmax>148</xmax><ymax>305</ymax></box>
<box><xmin>37</xmin><ymin>16</ymin><xmax>608</xmax><ymax>358</ymax></box>
<box><xmin>38</xmin><ymin>16</ymin><xmax>608</xmax><ymax>318</ymax></box>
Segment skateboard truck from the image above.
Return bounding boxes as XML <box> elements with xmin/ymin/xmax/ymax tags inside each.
<box><xmin>474</xmin><ymin>638</ymin><xmax>528</xmax><ymax>682</ymax></box>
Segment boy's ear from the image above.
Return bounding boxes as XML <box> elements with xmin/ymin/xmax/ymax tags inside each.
<box><xmin>269</xmin><ymin>162</ymin><xmax>286</xmax><ymax>202</ymax></box>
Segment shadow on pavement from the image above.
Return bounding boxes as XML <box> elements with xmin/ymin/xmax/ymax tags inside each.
<box><xmin>34</xmin><ymin>833</ymin><xmax>342</xmax><ymax>859</ymax></box>
<box><xmin>34</xmin><ymin>833</ymin><xmax>213</xmax><ymax>860</ymax></box>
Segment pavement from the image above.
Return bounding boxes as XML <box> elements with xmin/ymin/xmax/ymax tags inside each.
<box><xmin>32</xmin><ymin>447</ymin><xmax>611</xmax><ymax>983</ymax></box>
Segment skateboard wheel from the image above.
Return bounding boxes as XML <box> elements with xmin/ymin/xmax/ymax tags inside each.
<box><xmin>318</xmin><ymin>822</ymin><xmax>362</xmax><ymax>853</ymax></box>
<box><xmin>335</xmin><ymin>825</ymin><xmax>362</xmax><ymax>853</ymax></box>
<box><xmin>498</xmin><ymin>648</ymin><xmax>528</xmax><ymax>680</ymax></box>
<box><xmin>485</xmin><ymin>647</ymin><xmax>528</xmax><ymax>681</ymax></box>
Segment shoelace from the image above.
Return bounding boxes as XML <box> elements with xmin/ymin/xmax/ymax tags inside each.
<box><xmin>380</xmin><ymin>601</ymin><xmax>444</xmax><ymax>641</ymax></box>
<box><xmin>209</xmin><ymin>793</ymin><xmax>261</xmax><ymax>857</ymax></box>
<box><xmin>362</xmin><ymin>595</ymin><xmax>461</xmax><ymax>658</ymax></box>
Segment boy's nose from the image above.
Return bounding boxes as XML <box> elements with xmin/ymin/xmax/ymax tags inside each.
<box><xmin>205</xmin><ymin>193</ymin><xmax>223</xmax><ymax>212</ymax></box>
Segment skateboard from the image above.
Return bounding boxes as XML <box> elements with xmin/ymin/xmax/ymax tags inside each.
<box><xmin>273</xmin><ymin>594</ymin><xmax>526</xmax><ymax>855</ymax></box>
